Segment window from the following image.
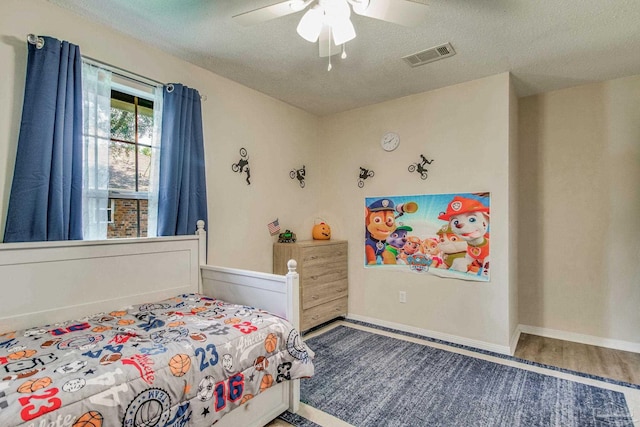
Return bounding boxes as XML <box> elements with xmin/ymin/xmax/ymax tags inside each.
<box><xmin>107</xmin><ymin>89</ymin><xmax>154</xmax><ymax>238</ymax></box>
<box><xmin>82</xmin><ymin>62</ymin><xmax>162</xmax><ymax>240</ymax></box>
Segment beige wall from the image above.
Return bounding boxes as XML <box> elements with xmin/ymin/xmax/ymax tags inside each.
<box><xmin>0</xmin><ymin>0</ymin><xmax>519</xmax><ymax>351</ymax></box>
<box><xmin>317</xmin><ymin>73</ymin><xmax>516</xmax><ymax>351</ymax></box>
<box><xmin>508</xmin><ymin>78</ymin><xmax>519</xmax><ymax>347</ymax></box>
<box><xmin>3</xmin><ymin>0</ymin><xmax>637</xmax><ymax>351</ymax></box>
<box><xmin>518</xmin><ymin>75</ymin><xmax>640</xmax><ymax>345</ymax></box>
<box><xmin>0</xmin><ymin>0</ymin><xmax>319</xmax><ymax>273</ymax></box>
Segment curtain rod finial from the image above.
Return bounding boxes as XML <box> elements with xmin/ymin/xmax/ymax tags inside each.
<box><xmin>27</xmin><ymin>34</ymin><xmax>45</xmax><ymax>49</ymax></box>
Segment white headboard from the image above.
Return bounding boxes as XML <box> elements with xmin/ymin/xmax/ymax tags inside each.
<box><xmin>0</xmin><ymin>223</ymin><xmax>206</xmax><ymax>334</ymax></box>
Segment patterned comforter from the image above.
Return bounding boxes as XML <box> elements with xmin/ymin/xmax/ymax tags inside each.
<box><xmin>0</xmin><ymin>293</ymin><xmax>314</xmax><ymax>426</ymax></box>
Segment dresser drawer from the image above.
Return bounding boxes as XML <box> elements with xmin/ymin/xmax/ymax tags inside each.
<box><xmin>301</xmin><ymin>262</ymin><xmax>347</xmax><ymax>286</ymax></box>
<box><xmin>302</xmin><ymin>276</ymin><xmax>347</xmax><ymax>309</ymax></box>
<box><xmin>301</xmin><ymin>297</ymin><xmax>348</xmax><ymax>331</ymax></box>
<box><xmin>299</xmin><ymin>245</ymin><xmax>347</xmax><ymax>269</ymax></box>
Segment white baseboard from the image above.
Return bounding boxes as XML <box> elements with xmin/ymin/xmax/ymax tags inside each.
<box><xmin>509</xmin><ymin>327</ymin><xmax>522</xmax><ymax>356</ymax></box>
<box><xmin>518</xmin><ymin>324</ymin><xmax>640</xmax><ymax>354</ymax></box>
<box><xmin>346</xmin><ymin>314</ymin><xmax>512</xmax><ymax>355</ymax></box>
<box><xmin>342</xmin><ymin>316</ymin><xmax>640</xmax><ymax>356</ymax></box>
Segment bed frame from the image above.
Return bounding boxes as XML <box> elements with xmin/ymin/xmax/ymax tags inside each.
<box><xmin>0</xmin><ymin>220</ymin><xmax>301</xmax><ymax>427</ymax></box>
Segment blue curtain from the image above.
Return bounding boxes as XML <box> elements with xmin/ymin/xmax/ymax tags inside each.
<box><xmin>3</xmin><ymin>36</ymin><xmax>83</xmax><ymax>242</ymax></box>
<box><xmin>157</xmin><ymin>84</ymin><xmax>208</xmax><ymax>235</ymax></box>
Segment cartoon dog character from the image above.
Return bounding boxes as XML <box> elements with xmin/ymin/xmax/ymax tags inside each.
<box><xmin>438</xmin><ymin>196</ymin><xmax>490</xmax><ymax>273</ymax></box>
<box><xmin>365</xmin><ymin>199</ymin><xmax>418</xmax><ymax>265</ymax></box>
<box><xmin>422</xmin><ymin>237</ymin><xmax>444</xmax><ymax>268</ymax></box>
<box><xmin>365</xmin><ymin>199</ymin><xmax>398</xmax><ymax>264</ymax></box>
<box><xmin>436</xmin><ymin>225</ymin><xmax>468</xmax><ymax>271</ymax></box>
<box><xmin>400</xmin><ymin>235</ymin><xmax>422</xmax><ymax>263</ymax></box>
<box><xmin>384</xmin><ymin>225</ymin><xmax>412</xmax><ymax>264</ymax></box>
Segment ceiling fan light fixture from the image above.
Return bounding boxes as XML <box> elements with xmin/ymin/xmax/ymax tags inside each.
<box><xmin>347</xmin><ymin>0</ymin><xmax>370</xmax><ymax>14</ymax></box>
<box><xmin>323</xmin><ymin>0</ymin><xmax>351</xmax><ymax>18</ymax></box>
<box><xmin>297</xmin><ymin>5</ymin><xmax>324</xmax><ymax>42</ymax></box>
<box><xmin>331</xmin><ymin>17</ymin><xmax>356</xmax><ymax>45</ymax></box>
<box><xmin>290</xmin><ymin>0</ymin><xmax>314</xmax><ymax>12</ymax></box>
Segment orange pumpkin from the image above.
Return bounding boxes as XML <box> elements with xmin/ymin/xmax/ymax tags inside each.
<box><xmin>312</xmin><ymin>222</ymin><xmax>331</xmax><ymax>240</ymax></box>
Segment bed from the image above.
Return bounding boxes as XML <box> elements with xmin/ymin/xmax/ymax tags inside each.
<box><xmin>0</xmin><ymin>221</ymin><xmax>313</xmax><ymax>427</ymax></box>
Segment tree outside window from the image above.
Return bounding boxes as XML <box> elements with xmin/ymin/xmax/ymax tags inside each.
<box><xmin>107</xmin><ymin>90</ymin><xmax>153</xmax><ymax>238</ymax></box>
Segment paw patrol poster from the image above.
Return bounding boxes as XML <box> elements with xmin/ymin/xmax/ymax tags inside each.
<box><xmin>364</xmin><ymin>192</ymin><xmax>490</xmax><ymax>282</ymax></box>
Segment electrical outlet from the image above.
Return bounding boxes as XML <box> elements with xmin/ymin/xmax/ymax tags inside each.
<box><xmin>399</xmin><ymin>291</ymin><xmax>407</xmax><ymax>303</ymax></box>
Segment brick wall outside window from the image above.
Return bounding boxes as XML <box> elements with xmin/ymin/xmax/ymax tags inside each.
<box><xmin>107</xmin><ymin>199</ymin><xmax>148</xmax><ymax>238</ymax></box>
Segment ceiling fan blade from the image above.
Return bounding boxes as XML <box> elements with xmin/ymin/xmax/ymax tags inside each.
<box><xmin>318</xmin><ymin>26</ymin><xmax>342</xmax><ymax>57</ymax></box>
<box><xmin>232</xmin><ymin>1</ymin><xmax>296</xmax><ymax>26</ymax></box>
<box><xmin>354</xmin><ymin>0</ymin><xmax>429</xmax><ymax>27</ymax></box>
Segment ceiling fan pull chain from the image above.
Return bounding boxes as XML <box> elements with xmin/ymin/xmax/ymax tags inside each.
<box><xmin>341</xmin><ymin>43</ymin><xmax>347</xmax><ymax>59</ymax></box>
<box><xmin>328</xmin><ymin>31</ymin><xmax>333</xmax><ymax>71</ymax></box>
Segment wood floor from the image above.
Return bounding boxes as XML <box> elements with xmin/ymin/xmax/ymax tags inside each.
<box><xmin>514</xmin><ymin>333</ymin><xmax>640</xmax><ymax>385</ymax></box>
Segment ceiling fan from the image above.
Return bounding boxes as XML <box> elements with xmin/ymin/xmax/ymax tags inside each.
<box><xmin>233</xmin><ymin>0</ymin><xmax>429</xmax><ymax>59</ymax></box>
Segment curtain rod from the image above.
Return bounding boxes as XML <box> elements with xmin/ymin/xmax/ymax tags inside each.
<box><xmin>81</xmin><ymin>55</ymin><xmax>165</xmax><ymax>88</ymax></box>
<box><xmin>27</xmin><ymin>34</ymin><xmax>207</xmax><ymax>101</ymax></box>
<box><xmin>83</xmin><ymin>56</ymin><xmax>207</xmax><ymax>101</ymax></box>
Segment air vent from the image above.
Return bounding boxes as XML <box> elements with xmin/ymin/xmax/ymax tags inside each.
<box><xmin>402</xmin><ymin>43</ymin><xmax>456</xmax><ymax>67</ymax></box>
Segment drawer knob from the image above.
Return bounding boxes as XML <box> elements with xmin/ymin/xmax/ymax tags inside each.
<box><xmin>311</xmin><ymin>295</ymin><xmax>319</xmax><ymax>300</ymax></box>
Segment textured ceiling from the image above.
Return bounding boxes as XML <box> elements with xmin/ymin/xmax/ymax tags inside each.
<box><xmin>49</xmin><ymin>0</ymin><xmax>640</xmax><ymax>116</ymax></box>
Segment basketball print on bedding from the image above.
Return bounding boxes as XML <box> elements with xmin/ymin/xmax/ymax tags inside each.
<box><xmin>264</xmin><ymin>333</ymin><xmax>278</xmax><ymax>353</ymax></box>
<box><xmin>122</xmin><ymin>388</ymin><xmax>171</xmax><ymax>427</ymax></box>
<box><xmin>72</xmin><ymin>410</ymin><xmax>103</xmax><ymax>427</ymax></box>
<box><xmin>168</xmin><ymin>354</ymin><xmax>191</xmax><ymax>377</ymax></box>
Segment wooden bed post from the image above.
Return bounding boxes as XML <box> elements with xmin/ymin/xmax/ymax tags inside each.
<box><xmin>286</xmin><ymin>259</ymin><xmax>301</xmax><ymax>413</ymax></box>
<box><xmin>286</xmin><ymin>259</ymin><xmax>300</xmax><ymax>330</ymax></box>
<box><xmin>196</xmin><ymin>220</ymin><xmax>207</xmax><ymax>293</ymax></box>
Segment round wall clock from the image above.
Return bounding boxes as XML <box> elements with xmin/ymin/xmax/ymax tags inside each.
<box><xmin>381</xmin><ymin>131</ymin><xmax>400</xmax><ymax>152</ymax></box>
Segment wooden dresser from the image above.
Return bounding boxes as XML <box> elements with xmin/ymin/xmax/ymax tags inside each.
<box><xmin>273</xmin><ymin>240</ymin><xmax>348</xmax><ymax>331</ymax></box>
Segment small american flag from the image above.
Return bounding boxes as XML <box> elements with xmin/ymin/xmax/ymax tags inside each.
<box><xmin>267</xmin><ymin>218</ymin><xmax>281</xmax><ymax>235</ymax></box>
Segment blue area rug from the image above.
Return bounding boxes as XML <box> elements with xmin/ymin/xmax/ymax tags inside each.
<box><xmin>295</xmin><ymin>325</ymin><xmax>634</xmax><ymax>427</ymax></box>
<box><xmin>278</xmin><ymin>410</ymin><xmax>322</xmax><ymax>427</ymax></box>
